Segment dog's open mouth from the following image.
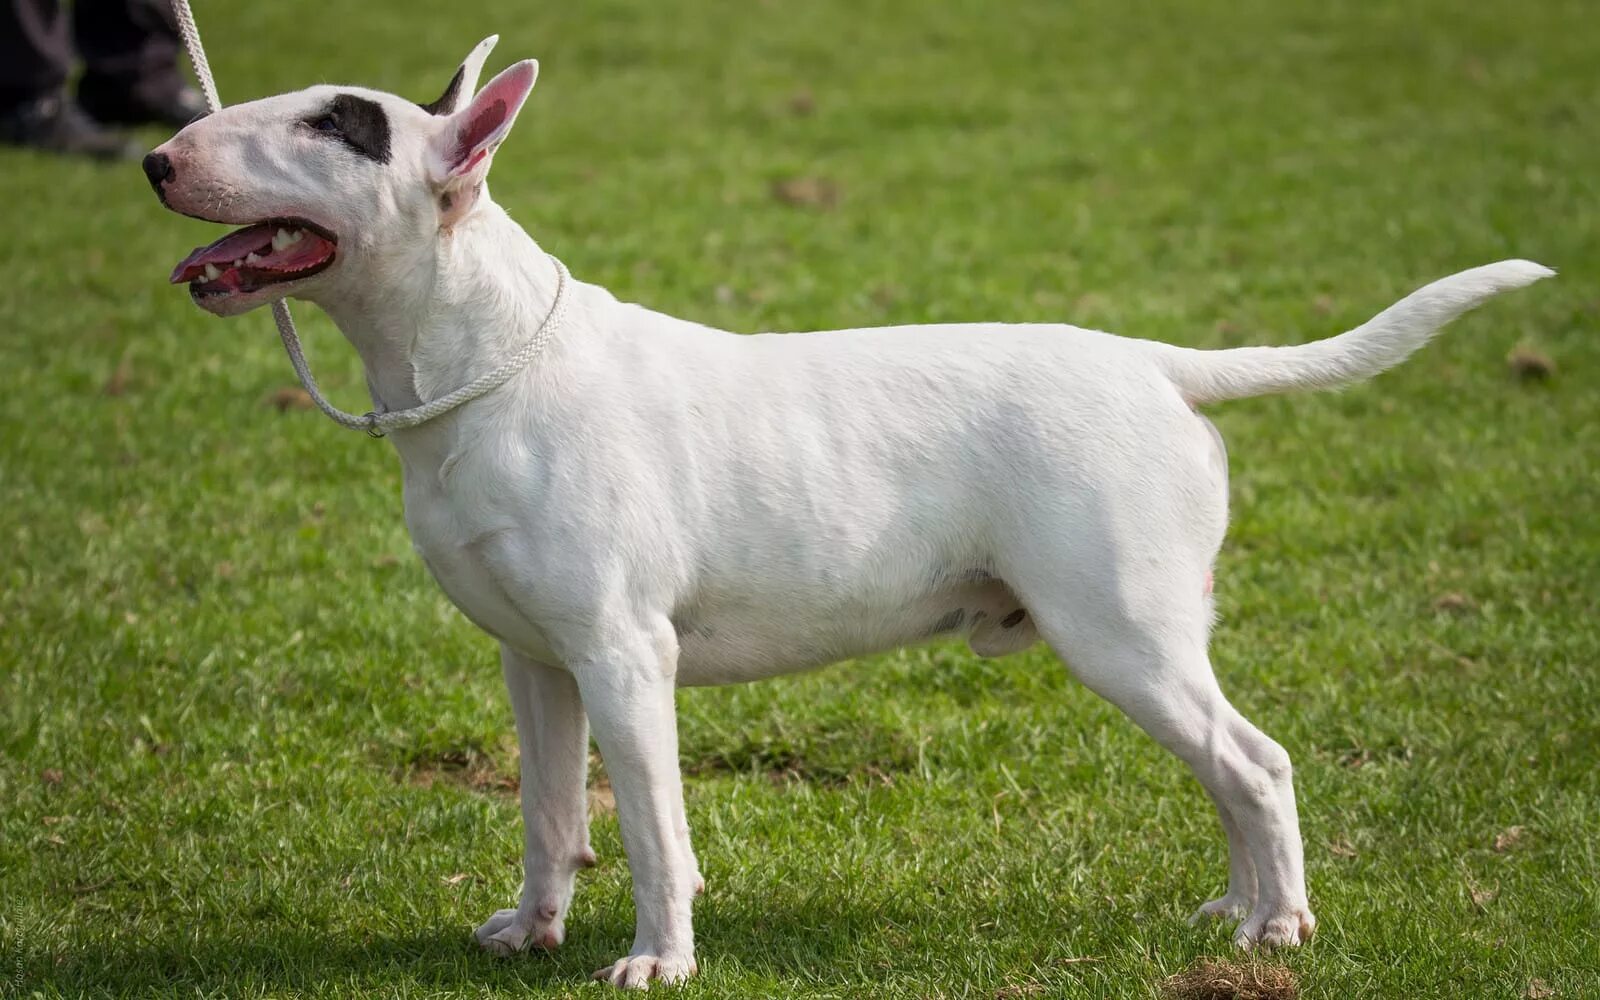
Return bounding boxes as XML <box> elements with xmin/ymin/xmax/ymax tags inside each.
<box><xmin>170</xmin><ymin>218</ymin><xmax>337</xmax><ymax>302</ymax></box>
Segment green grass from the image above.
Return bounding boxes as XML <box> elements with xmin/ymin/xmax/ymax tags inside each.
<box><xmin>2</xmin><ymin>0</ymin><xmax>1597</xmax><ymax>996</ymax></box>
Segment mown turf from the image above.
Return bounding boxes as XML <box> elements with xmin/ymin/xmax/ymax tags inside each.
<box><xmin>1</xmin><ymin>0</ymin><xmax>1597</xmax><ymax>997</ymax></box>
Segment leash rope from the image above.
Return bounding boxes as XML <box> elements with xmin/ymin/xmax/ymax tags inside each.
<box><xmin>169</xmin><ymin>0</ymin><xmax>570</xmax><ymax>437</ymax></box>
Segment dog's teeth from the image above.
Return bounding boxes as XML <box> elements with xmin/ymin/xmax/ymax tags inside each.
<box><xmin>202</xmin><ymin>263</ymin><xmax>221</xmax><ymax>281</ymax></box>
<box><xmin>272</xmin><ymin>228</ymin><xmax>292</xmax><ymax>251</ymax></box>
<box><xmin>245</xmin><ymin>252</ymin><xmax>262</xmax><ymax>264</ymax></box>
<box><xmin>288</xmin><ymin>229</ymin><xmax>304</xmax><ymax>244</ymax></box>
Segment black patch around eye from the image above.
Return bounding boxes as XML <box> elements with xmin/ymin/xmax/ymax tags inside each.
<box><xmin>321</xmin><ymin>93</ymin><xmax>391</xmax><ymax>163</ymax></box>
<box><xmin>419</xmin><ymin>66</ymin><xmax>464</xmax><ymax>116</ymax></box>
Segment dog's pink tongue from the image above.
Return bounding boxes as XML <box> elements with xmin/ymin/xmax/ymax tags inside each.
<box><xmin>170</xmin><ymin>223</ymin><xmax>273</xmax><ymax>283</ymax></box>
<box><xmin>171</xmin><ymin>224</ymin><xmax>336</xmax><ymax>284</ymax></box>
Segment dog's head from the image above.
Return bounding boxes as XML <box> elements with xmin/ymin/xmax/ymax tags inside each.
<box><xmin>144</xmin><ymin>37</ymin><xmax>536</xmax><ymax>316</ymax></box>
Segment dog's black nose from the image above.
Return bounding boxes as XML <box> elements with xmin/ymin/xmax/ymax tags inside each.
<box><xmin>141</xmin><ymin>151</ymin><xmax>174</xmax><ymax>192</ymax></box>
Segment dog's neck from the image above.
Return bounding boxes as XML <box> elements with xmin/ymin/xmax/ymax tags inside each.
<box><xmin>315</xmin><ymin>198</ymin><xmax>566</xmax><ymax>418</ymax></box>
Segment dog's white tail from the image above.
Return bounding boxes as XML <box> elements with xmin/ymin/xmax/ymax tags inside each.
<box><xmin>1152</xmin><ymin>260</ymin><xmax>1554</xmax><ymax>405</ymax></box>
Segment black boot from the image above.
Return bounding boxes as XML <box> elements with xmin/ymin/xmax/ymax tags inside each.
<box><xmin>0</xmin><ymin>91</ymin><xmax>139</xmax><ymax>160</ymax></box>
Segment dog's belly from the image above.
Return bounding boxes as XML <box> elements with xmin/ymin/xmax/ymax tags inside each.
<box><xmin>412</xmin><ymin>526</ymin><xmax>1040</xmax><ymax>681</ymax></box>
<box><xmin>412</xmin><ymin>519</ymin><xmax>1043</xmax><ymax>681</ymax></box>
<box><xmin>671</xmin><ymin>579</ymin><xmax>1039</xmax><ymax>686</ymax></box>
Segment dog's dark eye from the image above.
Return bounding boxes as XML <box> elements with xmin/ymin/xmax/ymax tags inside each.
<box><xmin>308</xmin><ymin>115</ymin><xmax>340</xmax><ymax>134</ymax></box>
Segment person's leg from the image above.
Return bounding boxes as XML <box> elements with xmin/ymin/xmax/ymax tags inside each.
<box><xmin>0</xmin><ymin>0</ymin><xmax>70</xmax><ymax>107</ymax></box>
<box><xmin>76</xmin><ymin>0</ymin><xmax>204</xmax><ymax>128</ymax></box>
<box><xmin>0</xmin><ymin>0</ymin><xmax>137</xmax><ymax>158</ymax></box>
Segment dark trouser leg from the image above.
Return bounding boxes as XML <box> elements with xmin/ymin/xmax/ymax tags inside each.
<box><xmin>0</xmin><ymin>0</ymin><xmax>136</xmax><ymax>158</ymax></box>
<box><xmin>0</xmin><ymin>0</ymin><xmax>70</xmax><ymax>107</ymax></box>
<box><xmin>75</xmin><ymin>0</ymin><xmax>202</xmax><ymax>127</ymax></box>
<box><xmin>74</xmin><ymin>0</ymin><xmax>179</xmax><ymax>88</ymax></box>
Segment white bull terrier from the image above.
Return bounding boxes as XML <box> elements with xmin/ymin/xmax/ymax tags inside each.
<box><xmin>143</xmin><ymin>37</ymin><xmax>1552</xmax><ymax>989</ymax></box>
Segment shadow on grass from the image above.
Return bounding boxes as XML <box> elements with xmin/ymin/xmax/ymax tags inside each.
<box><xmin>12</xmin><ymin>896</ymin><xmax>896</xmax><ymax>994</ymax></box>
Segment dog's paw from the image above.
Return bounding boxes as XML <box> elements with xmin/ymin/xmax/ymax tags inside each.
<box><xmin>592</xmin><ymin>952</ymin><xmax>698</xmax><ymax>989</ymax></box>
<box><xmin>1233</xmin><ymin>905</ymin><xmax>1316</xmax><ymax>949</ymax></box>
<box><xmin>473</xmin><ymin>907</ymin><xmax>563</xmax><ymax>956</ymax></box>
<box><xmin>1188</xmin><ymin>892</ymin><xmax>1253</xmax><ymax>925</ymax></box>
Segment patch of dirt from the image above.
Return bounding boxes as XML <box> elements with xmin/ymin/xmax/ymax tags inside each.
<box><xmin>1493</xmin><ymin>825</ymin><xmax>1527</xmax><ymax>853</ymax></box>
<box><xmin>404</xmin><ymin>746</ymin><xmax>517</xmax><ymax>795</ymax></box>
<box><xmin>267</xmin><ymin>386</ymin><xmax>315</xmax><ymax>411</ymax></box>
<box><xmin>1463</xmin><ymin>867</ymin><xmax>1498</xmax><ymax>912</ymax></box>
<box><xmin>102</xmin><ymin>353</ymin><xmax>133</xmax><ymax>396</ymax></box>
<box><xmin>771</xmin><ymin>176</ymin><xmax>840</xmax><ymax>210</ymax></box>
<box><xmin>1160</xmin><ymin>958</ymin><xmax>1298</xmax><ymax>1000</ymax></box>
<box><xmin>686</xmin><ymin>734</ymin><xmax>911</xmax><ymax>789</ymax></box>
<box><xmin>1432</xmin><ymin>591</ymin><xmax>1476</xmax><ymax>614</ymax></box>
<box><xmin>1320</xmin><ymin>739</ymin><xmax>1413</xmax><ymax>770</ymax></box>
<box><xmin>589</xmin><ymin>774</ymin><xmax>616</xmax><ymax>816</ymax></box>
<box><xmin>1506</xmin><ymin>343</ymin><xmax>1555</xmax><ymax>380</ymax></box>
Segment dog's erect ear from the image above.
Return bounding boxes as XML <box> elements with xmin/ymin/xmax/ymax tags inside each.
<box><xmin>420</xmin><ymin>35</ymin><xmax>499</xmax><ymax>116</ymax></box>
<box><xmin>427</xmin><ymin>59</ymin><xmax>538</xmax><ymax>227</ymax></box>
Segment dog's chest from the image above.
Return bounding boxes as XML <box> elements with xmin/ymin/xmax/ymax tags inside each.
<box><xmin>401</xmin><ymin>471</ymin><xmax>563</xmax><ymax>663</ymax></box>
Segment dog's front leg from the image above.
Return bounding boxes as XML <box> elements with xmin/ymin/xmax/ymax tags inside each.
<box><xmin>474</xmin><ymin>646</ymin><xmax>595</xmax><ymax>955</ymax></box>
<box><xmin>575</xmin><ymin>636</ymin><xmax>698</xmax><ymax>989</ymax></box>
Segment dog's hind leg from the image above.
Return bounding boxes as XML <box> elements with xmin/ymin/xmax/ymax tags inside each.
<box><xmin>1079</xmin><ymin>624</ymin><xmax>1309</xmax><ymax>946</ymax></box>
<box><xmin>475</xmin><ymin>647</ymin><xmax>596</xmax><ymax>955</ymax></box>
<box><xmin>1191</xmin><ymin>786</ymin><xmax>1258</xmax><ymax>922</ymax></box>
<box><xmin>1011</xmin><ymin>559</ymin><xmax>1313</xmax><ymax>947</ymax></box>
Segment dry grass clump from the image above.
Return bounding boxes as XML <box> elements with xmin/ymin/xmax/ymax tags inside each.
<box><xmin>1160</xmin><ymin>958</ymin><xmax>1298</xmax><ymax>1000</ymax></box>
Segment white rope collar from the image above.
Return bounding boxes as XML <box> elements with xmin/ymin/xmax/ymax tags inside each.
<box><xmin>171</xmin><ymin>0</ymin><xmax>569</xmax><ymax>438</ymax></box>
<box><xmin>281</xmin><ymin>256</ymin><xmax>570</xmax><ymax>437</ymax></box>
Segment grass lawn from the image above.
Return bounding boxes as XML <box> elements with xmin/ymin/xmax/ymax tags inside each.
<box><xmin>2</xmin><ymin>0</ymin><xmax>1597</xmax><ymax>996</ymax></box>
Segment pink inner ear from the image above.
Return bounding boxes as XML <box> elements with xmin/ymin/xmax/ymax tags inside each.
<box><xmin>450</xmin><ymin>98</ymin><xmax>508</xmax><ymax>170</ymax></box>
